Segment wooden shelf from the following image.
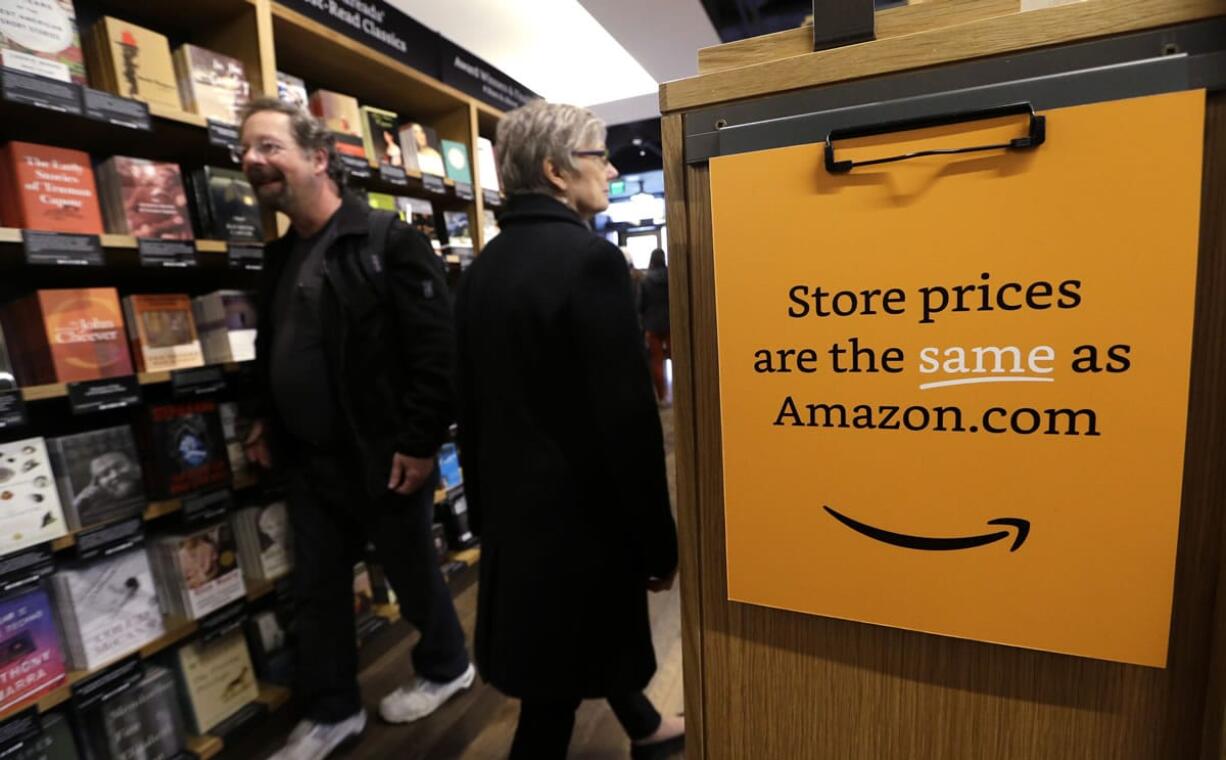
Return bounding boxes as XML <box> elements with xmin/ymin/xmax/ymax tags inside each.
<box><xmin>0</xmin><ymin>228</ymin><xmax>233</xmax><ymax>254</ymax></box>
<box><xmin>20</xmin><ymin>360</ymin><xmax>251</xmax><ymax>403</ymax></box>
<box><xmin>186</xmin><ymin>734</ymin><xmax>224</xmax><ymax>760</ymax></box>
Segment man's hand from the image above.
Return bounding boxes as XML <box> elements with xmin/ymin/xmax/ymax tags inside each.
<box><xmin>388</xmin><ymin>453</ymin><xmax>435</xmax><ymax>495</ymax></box>
<box><xmin>244</xmin><ymin>419</ymin><xmax>272</xmax><ymax>469</ymax></box>
<box><xmin>647</xmin><ymin>569</ymin><xmax>677</xmax><ymax>593</ymax></box>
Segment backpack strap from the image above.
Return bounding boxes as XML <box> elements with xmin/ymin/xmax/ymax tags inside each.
<box><xmin>358</xmin><ymin>209</ymin><xmax>397</xmax><ymax>302</ymax></box>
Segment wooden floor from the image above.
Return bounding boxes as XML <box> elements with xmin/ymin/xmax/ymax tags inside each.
<box><xmin>228</xmin><ymin>406</ymin><xmax>683</xmax><ymax>760</ymax></box>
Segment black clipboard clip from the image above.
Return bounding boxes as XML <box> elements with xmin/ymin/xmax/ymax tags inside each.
<box><xmin>824</xmin><ymin>102</ymin><xmax>1046</xmax><ymax>174</ymax></box>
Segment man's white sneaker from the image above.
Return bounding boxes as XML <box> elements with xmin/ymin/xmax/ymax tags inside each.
<box><xmin>268</xmin><ymin>710</ymin><xmax>366</xmax><ymax>760</ymax></box>
<box><xmin>379</xmin><ymin>663</ymin><xmax>476</xmax><ymax>724</ymax></box>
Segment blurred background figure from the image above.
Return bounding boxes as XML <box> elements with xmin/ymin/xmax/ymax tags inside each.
<box><xmin>639</xmin><ymin>248</ymin><xmax>671</xmax><ymax>405</ymax></box>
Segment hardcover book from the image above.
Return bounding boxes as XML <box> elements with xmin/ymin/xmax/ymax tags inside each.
<box><xmin>172</xmin><ymin>43</ymin><xmax>250</xmax><ymax>125</ymax></box>
<box><xmin>476</xmin><ymin>137</ymin><xmax>500</xmax><ymax>193</ymax></box>
<box><xmin>83</xmin><ymin>16</ymin><xmax>181</xmax><ymax>110</ymax></box>
<box><xmin>246</xmin><ymin>608</ymin><xmax>292</xmax><ymax>686</ymax></box>
<box><xmin>395</xmin><ymin>197</ymin><xmax>440</xmax><ymax>250</ymax></box>
<box><xmin>186</xmin><ymin>166</ymin><xmax>263</xmax><ymax>243</ymax></box>
<box><xmin>443</xmin><ymin>210</ymin><xmax>472</xmax><ymax>248</ymax></box>
<box><xmin>308</xmin><ymin>90</ymin><xmax>365</xmax><ymax>160</ymax></box>
<box><xmin>0</xmin><ymin>586</ymin><xmax>66</xmax><ymax>712</ymax></box>
<box><xmin>90</xmin><ymin>664</ymin><xmax>187</xmax><ymax>760</ymax></box>
<box><xmin>231</xmin><ymin>501</ymin><xmax>291</xmax><ymax>582</ymax></box>
<box><xmin>217</xmin><ymin>402</ymin><xmax>251</xmax><ymax>484</ymax></box>
<box><xmin>0</xmin><ymin>437</ymin><xmax>68</xmax><ymax>556</ymax></box>
<box><xmin>0</xmin><ymin>288</ymin><xmax>133</xmax><ymax>386</ymax></box>
<box><xmin>49</xmin><ymin>547</ymin><xmax>165</xmax><ymax>670</ymax></box>
<box><xmin>96</xmin><ymin>156</ymin><xmax>193</xmax><ymax>240</ymax></box>
<box><xmin>441</xmin><ymin>139</ymin><xmax>472</xmax><ymax>185</ymax></box>
<box><xmin>16</xmin><ymin>709</ymin><xmax>78</xmax><ymax>760</ymax></box>
<box><xmin>360</xmin><ymin>106</ymin><xmax>402</xmax><ymax>169</ymax></box>
<box><xmin>173</xmin><ymin>629</ymin><xmax>258</xmax><ymax>734</ymax></box>
<box><xmin>0</xmin><ymin>142</ymin><xmax>104</xmax><ymax>234</ymax></box>
<box><xmin>397</xmin><ymin>122</ymin><xmax>444</xmax><ymax>178</ymax></box>
<box><xmin>46</xmin><ymin>426</ymin><xmax>146</xmax><ymax>531</ymax></box>
<box><xmin>275</xmin><ymin>71</ymin><xmax>307</xmax><ymax>109</ymax></box>
<box><xmin>192</xmin><ymin>290</ymin><xmax>256</xmax><ymax>364</ymax></box>
<box><xmin>151</xmin><ymin>521</ymin><xmax>245</xmax><ymax>620</ymax></box>
<box><xmin>0</xmin><ymin>0</ymin><xmax>86</xmax><ymax>84</ymax></box>
<box><xmin>139</xmin><ymin>401</ymin><xmax>230</xmax><ymax>499</ymax></box>
<box><xmin>121</xmin><ymin>294</ymin><xmax>204</xmax><ymax>373</ymax></box>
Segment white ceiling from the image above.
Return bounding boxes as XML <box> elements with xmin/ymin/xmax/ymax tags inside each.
<box><xmin>386</xmin><ymin>0</ymin><xmax>719</xmax><ymax>124</ymax></box>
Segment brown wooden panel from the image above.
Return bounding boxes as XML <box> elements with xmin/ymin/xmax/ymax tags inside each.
<box><xmin>679</xmin><ymin>92</ymin><xmax>1226</xmax><ymax>759</ymax></box>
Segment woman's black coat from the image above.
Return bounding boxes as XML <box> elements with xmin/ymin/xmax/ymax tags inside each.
<box><xmin>454</xmin><ymin>193</ymin><xmax>678</xmax><ymax>699</ymax></box>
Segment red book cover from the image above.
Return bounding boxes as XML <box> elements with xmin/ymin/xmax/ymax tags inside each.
<box><xmin>141</xmin><ymin>400</ymin><xmax>230</xmax><ymax>498</ymax></box>
<box><xmin>0</xmin><ymin>142</ymin><xmax>103</xmax><ymax>233</ymax></box>
<box><xmin>99</xmin><ymin>156</ymin><xmax>193</xmax><ymax>239</ymax></box>
<box><xmin>1</xmin><ymin>289</ymin><xmax>134</xmax><ymax>385</ymax></box>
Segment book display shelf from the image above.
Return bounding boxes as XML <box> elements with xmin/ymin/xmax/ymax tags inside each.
<box><xmin>0</xmin><ymin>0</ymin><xmax>495</xmax><ymax>757</ymax></box>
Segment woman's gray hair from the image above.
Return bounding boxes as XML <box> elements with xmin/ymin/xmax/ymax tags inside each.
<box><xmin>495</xmin><ymin>100</ymin><xmax>606</xmax><ymax>196</ymax></box>
<box><xmin>238</xmin><ymin>96</ymin><xmax>346</xmax><ymax>190</ymax></box>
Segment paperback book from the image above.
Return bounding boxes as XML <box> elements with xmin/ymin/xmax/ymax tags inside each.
<box><xmin>360</xmin><ymin>106</ymin><xmax>402</xmax><ymax>169</ymax></box>
<box><xmin>172</xmin><ymin>629</ymin><xmax>258</xmax><ymax>734</ymax></box>
<box><xmin>46</xmin><ymin>426</ymin><xmax>146</xmax><ymax>531</ymax></box>
<box><xmin>0</xmin><ymin>586</ymin><xmax>66</xmax><ymax>712</ymax></box>
<box><xmin>443</xmin><ymin>210</ymin><xmax>472</xmax><ymax>248</ymax></box>
<box><xmin>231</xmin><ymin>502</ymin><xmax>291</xmax><ymax>582</ymax></box>
<box><xmin>0</xmin><ymin>142</ymin><xmax>104</xmax><ymax>234</ymax></box>
<box><xmin>96</xmin><ymin>156</ymin><xmax>193</xmax><ymax>240</ymax></box>
<box><xmin>138</xmin><ymin>401</ymin><xmax>230</xmax><ymax>499</ymax></box>
<box><xmin>173</xmin><ymin>43</ymin><xmax>250</xmax><ymax>124</ymax></box>
<box><xmin>275</xmin><ymin>71</ymin><xmax>307</xmax><ymax>109</ymax></box>
<box><xmin>0</xmin><ymin>0</ymin><xmax>86</xmax><ymax>84</ymax></box>
<box><xmin>441</xmin><ymin>139</ymin><xmax>472</xmax><ymax>185</ymax></box>
<box><xmin>83</xmin><ymin>16</ymin><xmax>181</xmax><ymax>110</ymax></box>
<box><xmin>0</xmin><ymin>437</ymin><xmax>68</xmax><ymax>557</ymax></box>
<box><xmin>79</xmin><ymin>663</ymin><xmax>187</xmax><ymax>760</ymax></box>
<box><xmin>185</xmin><ymin>166</ymin><xmax>263</xmax><ymax>243</ymax></box>
<box><xmin>397</xmin><ymin>122</ymin><xmax>444</xmax><ymax>178</ymax></box>
<box><xmin>0</xmin><ymin>288</ymin><xmax>133</xmax><ymax>386</ymax></box>
<box><xmin>150</xmin><ymin>521</ymin><xmax>245</xmax><ymax>620</ymax></box>
<box><xmin>121</xmin><ymin>294</ymin><xmax>204</xmax><ymax>373</ymax></box>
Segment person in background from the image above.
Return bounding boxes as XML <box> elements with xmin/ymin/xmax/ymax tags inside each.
<box><xmin>639</xmin><ymin>249</ymin><xmax>671</xmax><ymax>404</ymax></box>
<box><xmin>237</xmin><ymin>97</ymin><xmax>474</xmax><ymax>760</ymax></box>
<box><xmin>454</xmin><ymin>100</ymin><xmax>684</xmax><ymax>760</ymax></box>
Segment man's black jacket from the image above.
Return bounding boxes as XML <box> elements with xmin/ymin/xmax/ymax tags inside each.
<box><xmin>252</xmin><ymin>193</ymin><xmax>454</xmax><ymax>496</ymax></box>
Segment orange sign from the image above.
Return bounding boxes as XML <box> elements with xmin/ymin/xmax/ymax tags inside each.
<box><xmin>709</xmin><ymin>90</ymin><xmax>1205</xmax><ymax>667</ymax></box>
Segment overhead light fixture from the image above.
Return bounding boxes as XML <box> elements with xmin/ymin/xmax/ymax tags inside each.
<box><xmin>631</xmin><ymin>137</ymin><xmax>643</xmax><ymax>146</ymax></box>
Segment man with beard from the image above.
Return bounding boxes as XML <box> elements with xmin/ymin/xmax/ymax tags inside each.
<box><xmin>236</xmin><ymin>97</ymin><xmax>472</xmax><ymax>760</ymax></box>
<box><xmin>74</xmin><ymin>451</ymin><xmax>141</xmax><ymax>515</ymax></box>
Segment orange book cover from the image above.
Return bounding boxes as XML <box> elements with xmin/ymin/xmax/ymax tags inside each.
<box><xmin>0</xmin><ymin>142</ymin><xmax>104</xmax><ymax>234</ymax></box>
<box><xmin>36</xmin><ymin>289</ymin><xmax>133</xmax><ymax>383</ymax></box>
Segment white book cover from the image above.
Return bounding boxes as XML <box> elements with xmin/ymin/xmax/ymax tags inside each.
<box><xmin>53</xmin><ymin>548</ymin><xmax>165</xmax><ymax>670</ymax></box>
<box><xmin>0</xmin><ymin>437</ymin><xmax>68</xmax><ymax>557</ymax></box>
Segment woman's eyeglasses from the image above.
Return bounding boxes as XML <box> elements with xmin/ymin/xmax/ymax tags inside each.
<box><xmin>571</xmin><ymin>149</ymin><xmax>610</xmax><ymax>166</ymax></box>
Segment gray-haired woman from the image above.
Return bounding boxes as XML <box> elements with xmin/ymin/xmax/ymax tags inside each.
<box><xmin>454</xmin><ymin>100</ymin><xmax>684</xmax><ymax>759</ymax></box>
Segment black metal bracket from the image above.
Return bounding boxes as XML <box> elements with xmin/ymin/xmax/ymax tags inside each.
<box><xmin>812</xmin><ymin>0</ymin><xmax>875</xmax><ymax>52</ymax></box>
<box><xmin>824</xmin><ymin>102</ymin><xmax>1046</xmax><ymax>174</ymax></box>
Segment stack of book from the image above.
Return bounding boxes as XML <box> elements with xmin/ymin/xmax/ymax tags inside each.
<box><xmin>122</xmin><ymin>294</ymin><xmax>205</xmax><ymax>373</ymax></box>
<box><xmin>0</xmin><ymin>141</ymin><xmax>105</xmax><ymax>234</ymax></box>
<box><xmin>138</xmin><ymin>401</ymin><xmax>230</xmax><ymax>499</ymax></box>
<box><xmin>49</xmin><ymin>548</ymin><xmax>165</xmax><ymax>670</ymax></box>
<box><xmin>192</xmin><ymin>290</ymin><xmax>257</xmax><ymax>364</ymax></box>
<box><xmin>231</xmin><ymin>502</ymin><xmax>292</xmax><ymax>582</ymax></box>
<box><xmin>150</xmin><ymin>522</ymin><xmax>245</xmax><ymax>621</ymax></box>
<box><xmin>47</xmin><ymin>425</ymin><xmax>147</xmax><ymax>531</ymax></box>
<box><xmin>173</xmin><ymin>44</ymin><xmax>251</xmax><ymax>124</ymax></box>
<box><xmin>0</xmin><ymin>436</ymin><xmax>68</xmax><ymax>557</ymax></box>
<box><xmin>83</xmin><ymin>16</ymin><xmax>181</xmax><ymax>111</ymax></box>
<box><xmin>77</xmin><ymin>664</ymin><xmax>189</xmax><ymax>760</ymax></box>
<box><xmin>185</xmin><ymin>167</ymin><xmax>264</xmax><ymax>243</ymax></box>
<box><xmin>96</xmin><ymin>156</ymin><xmax>193</xmax><ymax>240</ymax></box>
<box><xmin>172</xmin><ymin>629</ymin><xmax>259</xmax><ymax>734</ymax></box>
<box><xmin>0</xmin><ymin>288</ymin><xmax>134</xmax><ymax>386</ymax></box>
<box><xmin>0</xmin><ymin>586</ymin><xmax>67</xmax><ymax>712</ymax></box>
<box><xmin>0</xmin><ymin>0</ymin><xmax>87</xmax><ymax>85</ymax></box>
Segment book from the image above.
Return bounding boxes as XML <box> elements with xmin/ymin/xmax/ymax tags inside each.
<box><xmin>366</xmin><ymin>192</ymin><xmax>397</xmax><ymax>215</ymax></box>
<box><xmin>0</xmin><ymin>586</ymin><xmax>66</xmax><ymax>712</ymax></box>
<box><xmin>95</xmin><ymin>156</ymin><xmax>193</xmax><ymax>240</ymax></box>
<box><xmin>150</xmin><ymin>521</ymin><xmax>245</xmax><ymax>620</ymax></box>
<box><xmin>431</xmin><ymin>522</ymin><xmax>448</xmax><ymax>562</ymax></box>
<box><xmin>0</xmin><ymin>437</ymin><xmax>68</xmax><ymax>556</ymax></box>
<box><xmin>441</xmin><ymin>140</ymin><xmax>472</xmax><ymax>185</ymax></box>
<box><xmin>83</xmin><ymin>16</ymin><xmax>181</xmax><ymax>110</ymax></box>
<box><xmin>17</xmin><ymin>709</ymin><xmax>78</xmax><ymax>760</ymax></box>
<box><xmin>49</xmin><ymin>547</ymin><xmax>164</xmax><ymax>670</ymax></box>
<box><xmin>0</xmin><ymin>0</ymin><xmax>86</xmax><ymax>84</ymax></box>
<box><xmin>353</xmin><ymin>562</ymin><xmax>377</xmax><ymax>637</ymax></box>
<box><xmin>217</xmin><ymin>402</ymin><xmax>250</xmax><ymax>485</ymax></box>
<box><xmin>46</xmin><ymin>426</ymin><xmax>146</xmax><ymax>532</ymax></box>
<box><xmin>438</xmin><ymin>493</ymin><xmax>476</xmax><ymax>551</ymax></box>
<box><xmin>231</xmin><ymin>502</ymin><xmax>291</xmax><ymax>582</ymax></box>
<box><xmin>0</xmin><ymin>324</ymin><xmax>14</xmax><ymax>390</ymax></box>
<box><xmin>0</xmin><ymin>289</ymin><xmax>134</xmax><ymax>386</ymax></box>
<box><xmin>395</xmin><ymin>197</ymin><xmax>440</xmax><ymax>251</ymax></box>
<box><xmin>275</xmin><ymin>71</ymin><xmax>307</xmax><ymax>109</ymax></box>
<box><xmin>172</xmin><ymin>629</ymin><xmax>258</xmax><ymax>734</ymax></box>
<box><xmin>186</xmin><ymin>166</ymin><xmax>264</xmax><ymax>243</ymax></box>
<box><xmin>192</xmin><ymin>290</ymin><xmax>256</xmax><ymax>364</ymax></box>
<box><xmin>81</xmin><ymin>663</ymin><xmax>187</xmax><ymax>760</ymax></box>
<box><xmin>397</xmin><ymin>122</ymin><xmax>444</xmax><ymax>178</ymax></box>
<box><xmin>246</xmin><ymin>607</ymin><xmax>292</xmax><ymax>686</ymax></box>
<box><xmin>444</xmin><ymin>210</ymin><xmax>472</xmax><ymax>248</ymax></box>
<box><xmin>138</xmin><ymin>401</ymin><xmax>230</xmax><ymax>499</ymax></box>
<box><xmin>360</xmin><ymin>106</ymin><xmax>403</xmax><ymax>169</ymax></box>
<box><xmin>121</xmin><ymin>294</ymin><xmax>204</xmax><ymax>373</ymax></box>
<box><xmin>0</xmin><ymin>142</ymin><xmax>104</xmax><ymax>234</ymax></box>
<box><xmin>172</xmin><ymin>43</ymin><xmax>250</xmax><ymax>125</ymax></box>
<box><xmin>476</xmin><ymin>137</ymin><xmax>501</xmax><ymax>194</ymax></box>
<box><xmin>482</xmin><ymin>209</ymin><xmax>500</xmax><ymax>245</ymax></box>
<box><xmin>308</xmin><ymin>90</ymin><xmax>365</xmax><ymax>161</ymax></box>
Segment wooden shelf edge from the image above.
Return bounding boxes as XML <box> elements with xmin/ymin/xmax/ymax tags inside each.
<box><xmin>186</xmin><ymin>734</ymin><xmax>224</xmax><ymax>760</ymax></box>
<box><xmin>0</xmin><ymin>228</ymin><xmax>229</xmax><ymax>252</ymax></box>
<box><xmin>147</xmin><ymin>102</ymin><xmax>210</xmax><ymax>128</ymax></box>
<box><xmin>20</xmin><ymin>360</ymin><xmax>254</xmax><ymax>402</ymax></box>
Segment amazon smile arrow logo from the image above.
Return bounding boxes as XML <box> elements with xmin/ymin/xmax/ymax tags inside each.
<box><xmin>824</xmin><ymin>506</ymin><xmax>1030</xmax><ymax>552</ymax></box>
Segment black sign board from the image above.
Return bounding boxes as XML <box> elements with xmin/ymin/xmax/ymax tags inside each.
<box><xmin>198</xmin><ymin>599</ymin><xmax>248</xmax><ymax>645</ymax></box>
<box><xmin>82</xmin><ymin>88</ymin><xmax>151</xmax><ymax>131</ymax></box>
<box><xmin>0</xmin><ymin>709</ymin><xmax>40</xmax><ymax>759</ymax></box>
<box><xmin>138</xmin><ymin>238</ymin><xmax>197</xmax><ymax>268</ymax></box>
<box><xmin>482</xmin><ymin>189</ymin><xmax>502</xmax><ymax>208</ymax></box>
<box><xmin>228</xmin><ymin>244</ymin><xmax>264</xmax><ymax>271</ymax></box>
<box><xmin>71</xmin><ymin>655</ymin><xmax>143</xmax><ymax>711</ymax></box>
<box><xmin>22</xmin><ymin>231</ymin><xmax>104</xmax><ymax>266</ymax></box>
<box><xmin>454</xmin><ymin>182</ymin><xmax>474</xmax><ymax>201</ymax></box>
<box><xmin>438</xmin><ymin>39</ymin><xmax>537</xmax><ymax>111</ymax></box>
<box><xmin>422</xmin><ymin>174</ymin><xmax>446</xmax><ymax>195</ymax></box>
<box><xmin>0</xmin><ymin>544</ymin><xmax>54</xmax><ymax>597</ymax></box>
<box><xmin>181</xmin><ymin>488</ymin><xmax>233</xmax><ymax>526</ymax></box>
<box><xmin>75</xmin><ymin>516</ymin><xmax>144</xmax><ymax>561</ymax></box>
<box><xmin>171</xmin><ymin>366</ymin><xmax>226</xmax><ymax>398</ymax></box>
<box><xmin>67</xmin><ymin>376</ymin><xmax>142</xmax><ymax>415</ymax></box>
<box><xmin>0</xmin><ymin>391</ymin><xmax>27</xmax><ymax>431</ymax></box>
<box><xmin>337</xmin><ymin>134</ymin><xmax>372</xmax><ymax>180</ymax></box>
<box><xmin>207</xmin><ymin>119</ymin><xmax>241</xmax><ymax>150</ymax></box>
<box><xmin>379</xmin><ymin>164</ymin><xmax>408</xmax><ymax>186</ymax></box>
<box><xmin>0</xmin><ymin>67</ymin><xmax>82</xmax><ymax>115</ymax></box>
<box><xmin>279</xmin><ymin>0</ymin><xmax>439</xmax><ymax>79</ymax></box>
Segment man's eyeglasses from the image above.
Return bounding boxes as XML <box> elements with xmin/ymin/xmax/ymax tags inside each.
<box><xmin>231</xmin><ymin>139</ymin><xmax>286</xmax><ymax>165</ymax></box>
<box><xmin>571</xmin><ymin>149</ymin><xmax>610</xmax><ymax>166</ymax></box>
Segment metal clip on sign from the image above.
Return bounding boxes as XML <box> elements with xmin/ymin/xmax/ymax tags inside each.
<box><xmin>824</xmin><ymin>102</ymin><xmax>1047</xmax><ymax>174</ymax></box>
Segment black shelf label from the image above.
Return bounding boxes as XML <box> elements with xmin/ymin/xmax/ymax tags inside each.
<box><xmin>482</xmin><ymin>189</ymin><xmax>502</xmax><ymax>207</ymax></box>
<box><xmin>379</xmin><ymin>164</ymin><xmax>409</xmax><ymax>186</ymax></box>
<box><xmin>0</xmin><ymin>544</ymin><xmax>54</xmax><ymax>597</ymax></box>
<box><xmin>341</xmin><ymin>154</ymin><xmax>371</xmax><ymax>179</ymax></box>
<box><xmin>0</xmin><ymin>67</ymin><xmax>81</xmax><ymax>115</ymax></box>
<box><xmin>75</xmin><ymin>516</ymin><xmax>144</xmax><ymax>561</ymax></box>
<box><xmin>207</xmin><ymin>119</ymin><xmax>240</xmax><ymax>150</ymax></box>
<box><xmin>82</xmin><ymin>88</ymin><xmax>151</xmax><ymax>131</ymax></box>
<box><xmin>67</xmin><ymin>376</ymin><xmax>141</xmax><ymax>415</ymax></box>
<box><xmin>71</xmin><ymin>655</ymin><xmax>143</xmax><ymax>711</ymax></box>
<box><xmin>0</xmin><ymin>708</ymin><xmax>40</xmax><ymax>758</ymax></box>
<box><xmin>422</xmin><ymin>174</ymin><xmax>446</xmax><ymax>195</ymax></box>
<box><xmin>22</xmin><ymin>231</ymin><xmax>103</xmax><ymax>266</ymax></box>
<box><xmin>181</xmin><ymin>488</ymin><xmax>233</xmax><ymax>527</ymax></box>
<box><xmin>0</xmin><ymin>391</ymin><xmax>27</xmax><ymax>431</ymax></box>
<box><xmin>198</xmin><ymin>599</ymin><xmax>248</xmax><ymax>646</ymax></box>
<box><xmin>454</xmin><ymin>182</ymin><xmax>474</xmax><ymax>201</ymax></box>
<box><xmin>138</xmin><ymin>238</ymin><xmax>196</xmax><ymax>268</ymax></box>
<box><xmin>171</xmin><ymin>366</ymin><xmax>226</xmax><ymax>398</ymax></box>
<box><xmin>228</xmin><ymin>244</ymin><xmax>264</xmax><ymax>271</ymax></box>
